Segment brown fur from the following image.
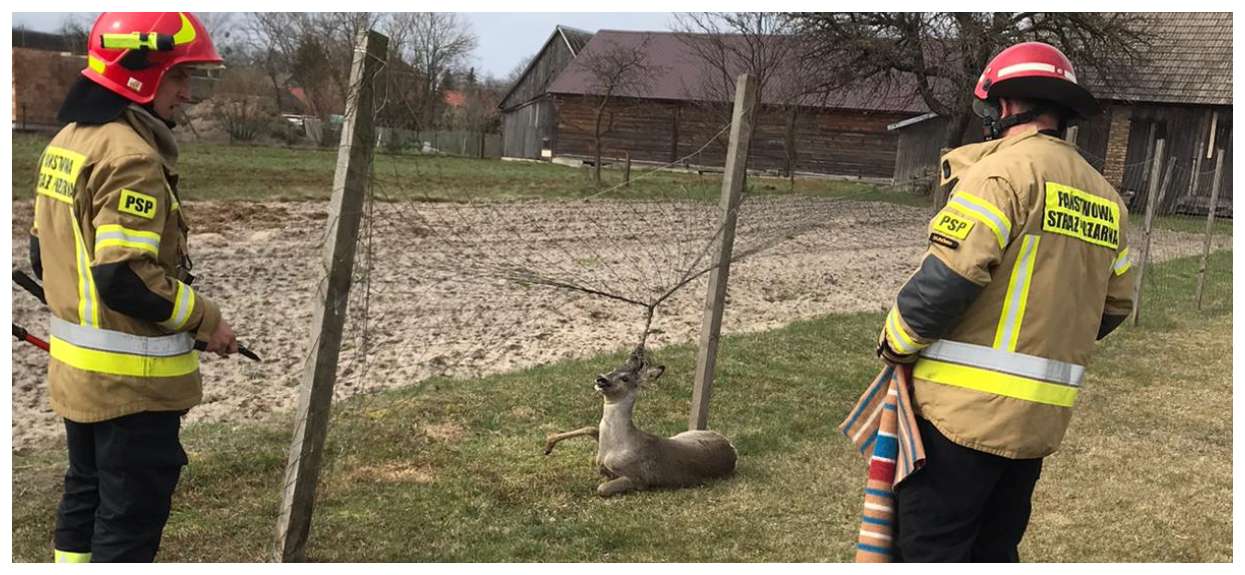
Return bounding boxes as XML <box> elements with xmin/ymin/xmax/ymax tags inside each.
<box><xmin>544</xmin><ymin>347</ymin><xmax>737</xmax><ymax>497</ymax></box>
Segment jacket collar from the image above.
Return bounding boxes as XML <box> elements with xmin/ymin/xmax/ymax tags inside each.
<box><xmin>123</xmin><ymin>105</ymin><xmax>180</xmax><ymax>172</ymax></box>
<box><xmin>940</xmin><ymin>125</ymin><xmax>1068</xmax><ymax>187</ymax></box>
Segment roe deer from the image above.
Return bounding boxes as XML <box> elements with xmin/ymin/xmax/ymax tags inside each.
<box><xmin>544</xmin><ymin>346</ymin><xmax>737</xmax><ymax>497</ymax></box>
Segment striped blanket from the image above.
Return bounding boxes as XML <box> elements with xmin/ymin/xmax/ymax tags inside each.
<box><xmin>838</xmin><ymin>364</ymin><xmax>926</xmax><ymax>562</ymax></box>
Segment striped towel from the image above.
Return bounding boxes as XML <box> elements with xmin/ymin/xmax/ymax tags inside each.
<box><xmin>838</xmin><ymin>364</ymin><xmax>926</xmax><ymax>562</ymax></box>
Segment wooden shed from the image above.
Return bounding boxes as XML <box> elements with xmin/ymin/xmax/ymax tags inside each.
<box><xmin>498</xmin><ymin>25</ymin><xmax>593</xmax><ymax>159</ymax></box>
<box><xmin>543</xmin><ymin>30</ymin><xmax>926</xmax><ymax>180</ymax></box>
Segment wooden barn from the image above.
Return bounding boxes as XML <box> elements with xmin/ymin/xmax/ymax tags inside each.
<box><xmin>11</xmin><ymin>29</ymin><xmax>87</xmax><ymax>130</ymax></box>
<box><xmin>891</xmin><ymin>12</ymin><xmax>1232</xmax><ymax>216</ymax></box>
<box><xmin>498</xmin><ymin>25</ymin><xmax>593</xmax><ymax>159</ymax></box>
<box><xmin>502</xmin><ymin>28</ymin><xmax>927</xmax><ymax>180</ymax></box>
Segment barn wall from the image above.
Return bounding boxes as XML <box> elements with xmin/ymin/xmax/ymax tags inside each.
<box><xmin>1118</xmin><ymin>103</ymin><xmax>1233</xmax><ymax>215</ymax></box>
<box><xmin>12</xmin><ymin>47</ymin><xmax>84</xmax><ymax>129</ymax></box>
<box><xmin>552</xmin><ymin>94</ymin><xmax>912</xmax><ymax>179</ymax></box>
<box><xmin>501</xmin><ymin>97</ymin><xmax>556</xmax><ymax>159</ymax></box>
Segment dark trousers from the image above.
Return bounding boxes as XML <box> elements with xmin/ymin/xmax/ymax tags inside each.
<box><xmin>893</xmin><ymin>417</ymin><xmax>1043</xmax><ymax>562</ymax></box>
<box><xmin>54</xmin><ymin>410</ymin><xmax>188</xmax><ymax>563</ymax></box>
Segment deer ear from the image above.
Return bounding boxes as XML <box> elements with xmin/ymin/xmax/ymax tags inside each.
<box><xmin>646</xmin><ymin>365</ymin><xmax>665</xmax><ymax>381</ymax></box>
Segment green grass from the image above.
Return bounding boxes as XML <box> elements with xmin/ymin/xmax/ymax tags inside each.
<box><xmin>10</xmin><ymin>251</ymin><xmax>1231</xmax><ymax>562</ymax></box>
<box><xmin>12</xmin><ymin>132</ymin><xmax>920</xmax><ymax>205</ymax></box>
<box><xmin>1152</xmin><ymin>214</ymin><xmax>1233</xmax><ymax>236</ymax></box>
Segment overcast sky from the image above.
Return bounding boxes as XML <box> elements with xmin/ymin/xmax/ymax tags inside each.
<box><xmin>11</xmin><ymin>12</ymin><xmax>678</xmax><ymax>80</ymax></box>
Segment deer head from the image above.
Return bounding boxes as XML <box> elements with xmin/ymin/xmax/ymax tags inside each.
<box><xmin>594</xmin><ymin>346</ymin><xmax>665</xmax><ymax>402</ymax></box>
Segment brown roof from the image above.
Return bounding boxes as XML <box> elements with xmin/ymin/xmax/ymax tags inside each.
<box><xmin>546</xmin><ymin>29</ymin><xmax>927</xmax><ymax>114</ymax></box>
<box><xmin>1086</xmin><ymin>12</ymin><xmax>1232</xmax><ymax>105</ymax></box>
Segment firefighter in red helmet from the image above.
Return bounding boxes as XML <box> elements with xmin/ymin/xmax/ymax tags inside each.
<box><xmin>32</xmin><ymin>12</ymin><xmax>237</xmax><ymax>562</ymax></box>
<box><xmin>875</xmin><ymin>42</ymin><xmax>1135</xmax><ymax>561</ymax></box>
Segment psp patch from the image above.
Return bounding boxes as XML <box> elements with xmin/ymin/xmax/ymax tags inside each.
<box><xmin>118</xmin><ymin>189</ymin><xmax>158</xmax><ymax>220</ymax></box>
<box><xmin>930</xmin><ymin>210</ymin><xmax>975</xmax><ymax>240</ymax></box>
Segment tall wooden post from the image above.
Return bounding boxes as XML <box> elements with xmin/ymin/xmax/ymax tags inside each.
<box><xmin>689</xmin><ymin>73</ymin><xmax>757</xmax><ymax>431</ymax></box>
<box><xmin>1195</xmin><ymin>149</ymin><xmax>1225</xmax><ymax>310</ymax></box>
<box><xmin>274</xmin><ymin>30</ymin><xmax>387</xmax><ymax>563</ymax></box>
<box><xmin>624</xmin><ymin>152</ymin><xmax>632</xmax><ymax>187</ymax></box>
<box><xmin>1132</xmin><ymin>140</ymin><xmax>1171</xmax><ymax>327</ymax></box>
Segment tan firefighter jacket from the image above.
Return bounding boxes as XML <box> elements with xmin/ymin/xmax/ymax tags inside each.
<box><xmin>880</xmin><ymin>126</ymin><xmax>1136</xmax><ymax>459</ymax></box>
<box><xmin>32</xmin><ymin>105</ymin><xmax>221</xmax><ymax>423</ymax></box>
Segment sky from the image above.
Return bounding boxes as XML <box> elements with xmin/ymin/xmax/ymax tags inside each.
<box><xmin>10</xmin><ymin>12</ymin><xmax>678</xmax><ymax>80</ymax></box>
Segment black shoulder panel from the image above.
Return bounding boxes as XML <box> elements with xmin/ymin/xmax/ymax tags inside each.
<box><xmin>896</xmin><ymin>255</ymin><xmax>983</xmax><ymax>340</ymax></box>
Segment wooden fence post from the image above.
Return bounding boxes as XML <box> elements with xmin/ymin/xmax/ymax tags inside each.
<box><xmin>689</xmin><ymin>73</ymin><xmax>757</xmax><ymax>431</ymax></box>
<box><xmin>274</xmin><ymin>29</ymin><xmax>387</xmax><ymax>563</ymax></box>
<box><xmin>1132</xmin><ymin>140</ymin><xmax>1171</xmax><ymax>327</ymax></box>
<box><xmin>624</xmin><ymin>152</ymin><xmax>632</xmax><ymax>187</ymax></box>
<box><xmin>1195</xmin><ymin>148</ymin><xmax>1225</xmax><ymax>310</ymax></box>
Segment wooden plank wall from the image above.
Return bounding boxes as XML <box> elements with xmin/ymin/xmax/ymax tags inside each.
<box><xmin>1121</xmin><ymin>103</ymin><xmax>1233</xmax><ymax>215</ymax></box>
<box><xmin>552</xmin><ymin>94</ymin><xmax>911</xmax><ymax>179</ymax></box>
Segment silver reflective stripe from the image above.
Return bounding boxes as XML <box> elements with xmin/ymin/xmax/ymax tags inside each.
<box><xmin>919</xmin><ymin>339</ymin><xmax>1084</xmax><ymax>388</ymax></box>
<box><xmin>947</xmin><ymin>193</ymin><xmax>1011</xmax><ymax>246</ymax></box>
<box><xmin>161</xmin><ymin>281</ymin><xmax>194</xmax><ymax>331</ymax></box>
<box><xmin>95</xmin><ymin>229</ymin><xmax>161</xmax><ymax>253</ymax></box>
<box><xmin>51</xmin><ymin>316</ymin><xmax>194</xmax><ymax>357</ymax></box>
<box><xmin>994</xmin><ymin>235</ymin><xmax>1040</xmax><ymax>352</ymax></box>
<box><xmin>1113</xmin><ymin>248</ymin><xmax>1132</xmax><ymax>275</ymax></box>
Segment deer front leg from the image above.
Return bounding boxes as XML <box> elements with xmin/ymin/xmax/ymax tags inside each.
<box><xmin>544</xmin><ymin>426</ymin><xmax>598</xmax><ymax>455</ymax></box>
<box><xmin>597</xmin><ymin>476</ymin><xmax>645</xmax><ymax>498</ymax></box>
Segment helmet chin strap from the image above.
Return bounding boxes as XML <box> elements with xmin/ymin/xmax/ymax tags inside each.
<box><xmin>977</xmin><ymin>99</ymin><xmax>1052</xmax><ymax>141</ymax></box>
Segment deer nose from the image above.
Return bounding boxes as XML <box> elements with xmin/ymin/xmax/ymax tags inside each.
<box><xmin>595</xmin><ymin>376</ymin><xmax>611</xmax><ymax>389</ymax></box>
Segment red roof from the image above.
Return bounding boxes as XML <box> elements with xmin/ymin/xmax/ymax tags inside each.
<box><xmin>443</xmin><ymin>90</ymin><xmax>467</xmax><ymax>108</ymax></box>
<box><xmin>547</xmin><ymin>30</ymin><xmax>927</xmax><ymax>114</ymax></box>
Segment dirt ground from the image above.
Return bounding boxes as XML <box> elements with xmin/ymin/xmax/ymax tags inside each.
<box><xmin>9</xmin><ymin>198</ymin><xmax>1231</xmax><ymax>449</ymax></box>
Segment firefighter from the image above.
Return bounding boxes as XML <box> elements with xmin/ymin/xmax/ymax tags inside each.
<box><xmin>31</xmin><ymin>12</ymin><xmax>237</xmax><ymax>562</ymax></box>
<box><xmin>876</xmin><ymin>42</ymin><xmax>1136</xmax><ymax>562</ymax></box>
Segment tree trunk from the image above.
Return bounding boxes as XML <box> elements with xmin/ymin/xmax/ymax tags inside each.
<box><xmin>944</xmin><ymin>111</ymin><xmax>973</xmax><ymax>149</ymax></box>
<box><xmin>593</xmin><ymin>104</ymin><xmax>605</xmax><ymax>186</ymax></box>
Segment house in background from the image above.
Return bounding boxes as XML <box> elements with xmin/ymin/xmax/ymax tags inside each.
<box><xmin>891</xmin><ymin>12</ymin><xmax>1232</xmax><ymax>215</ymax></box>
<box><xmin>499</xmin><ymin>25</ymin><xmax>593</xmax><ymax>159</ymax></box>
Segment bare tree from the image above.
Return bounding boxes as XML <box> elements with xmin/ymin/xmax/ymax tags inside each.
<box><xmin>787</xmin><ymin>12</ymin><xmax>1155</xmax><ymax>148</ymax></box>
<box><xmin>388</xmin><ymin>13</ymin><xmax>479</xmax><ymax>130</ymax></box>
<box><xmin>569</xmin><ymin>36</ymin><xmax>661</xmax><ymax>185</ymax></box>
<box><xmin>675</xmin><ymin>12</ymin><xmax>816</xmax><ymax>177</ymax></box>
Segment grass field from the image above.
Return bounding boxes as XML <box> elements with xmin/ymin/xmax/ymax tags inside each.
<box><xmin>12</xmin><ymin>132</ymin><xmax>922</xmax><ymax>205</ymax></box>
<box><xmin>10</xmin><ymin>250</ymin><xmax>1231</xmax><ymax>562</ymax></box>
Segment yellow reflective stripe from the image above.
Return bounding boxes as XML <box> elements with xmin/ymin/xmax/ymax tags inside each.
<box><xmin>94</xmin><ymin>224</ymin><xmax>161</xmax><ymax>257</ymax></box>
<box><xmin>50</xmin><ymin>337</ymin><xmax>200</xmax><ymax>378</ymax></box>
<box><xmin>88</xmin><ymin>54</ymin><xmax>106</xmax><ymax>74</ymax></box>
<box><xmin>993</xmin><ymin>235</ymin><xmax>1041</xmax><ymax>352</ymax></box>
<box><xmin>1113</xmin><ymin>248</ymin><xmax>1132</xmax><ymax>276</ymax></box>
<box><xmin>172</xmin><ymin>13</ymin><xmax>197</xmax><ymax>45</ymax></box>
<box><xmin>70</xmin><ymin>211</ymin><xmax>100</xmax><ymax>328</ymax></box>
<box><xmin>948</xmin><ymin>192</ymin><xmax>1011</xmax><ymax>249</ymax></box>
<box><xmin>161</xmin><ymin>280</ymin><xmax>196</xmax><ymax>331</ymax></box>
<box><xmin>886</xmin><ymin>307</ymin><xmax>926</xmax><ymax>355</ymax></box>
<box><xmin>914</xmin><ymin>358</ymin><xmax>1078</xmax><ymax>407</ymax></box>
<box><xmin>54</xmin><ymin>550</ymin><xmax>91</xmax><ymax>563</ymax></box>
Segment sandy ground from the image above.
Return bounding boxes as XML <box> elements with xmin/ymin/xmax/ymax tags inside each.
<box><xmin>9</xmin><ymin>198</ymin><xmax>1231</xmax><ymax>449</ymax></box>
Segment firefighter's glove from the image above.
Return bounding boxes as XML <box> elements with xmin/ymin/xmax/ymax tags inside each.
<box><xmin>876</xmin><ymin>333</ymin><xmax>918</xmax><ymax>366</ymax></box>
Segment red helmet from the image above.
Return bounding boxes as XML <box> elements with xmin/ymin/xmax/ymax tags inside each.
<box><xmin>973</xmin><ymin>41</ymin><xmax>1099</xmax><ymax>119</ymax></box>
<box><xmin>83</xmin><ymin>12</ymin><xmax>223</xmax><ymax>104</ymax></box>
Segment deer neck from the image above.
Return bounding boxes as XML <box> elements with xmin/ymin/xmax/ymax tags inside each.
<box><xmin>599</xmin><ymin>395</ymin><xmax>640</xmax><ymax>443</ymax></box>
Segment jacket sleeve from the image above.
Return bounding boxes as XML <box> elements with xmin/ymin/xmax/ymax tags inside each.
<box><xmin>880</xmin><ymin>175</ymin><xmax>1023</xmax><ymax>355</ymax></box>
<box><xmin>1099</xmin><ymin>207</ymin><xmax>1135</xmax><ymax>339</ymax></box>
<box><xmin>87</xmin><ymin>153</ymin><xmax>221</xmax><ymax>340</ymax></box>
